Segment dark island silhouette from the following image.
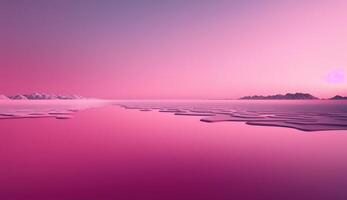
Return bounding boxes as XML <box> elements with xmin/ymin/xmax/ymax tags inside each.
<box><xmin>330</xmin><ymin>95</ymin><xmax>347</xmax><ymax>100</ymax></box>
<box><xmin>240</xmin><ymin>93</ymin><xmax>319</xmax><ymax>100</ymax></box>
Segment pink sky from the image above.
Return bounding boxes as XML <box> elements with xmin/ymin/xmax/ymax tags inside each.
<box><xmin>1</xmin><ymin>1</ymin><xmax>347</xmax><ymax>99</ymax></box>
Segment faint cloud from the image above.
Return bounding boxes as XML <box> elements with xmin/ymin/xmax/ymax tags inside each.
<box><xmin>325</xmin><ymin>68</ymin><xmax>345</xmax><ymax>84</ymax></box>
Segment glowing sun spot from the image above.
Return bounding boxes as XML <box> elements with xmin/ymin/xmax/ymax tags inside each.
<box><xmin>325</xmin><ymin>68</ymin><xmax>345</xmax><ymax>84</ymax></box>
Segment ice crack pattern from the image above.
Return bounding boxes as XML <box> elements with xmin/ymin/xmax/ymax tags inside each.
<box><xmin>117</xmin><ymin>100</ymin><xmax>347</xmax><ymax>132</ymax></box>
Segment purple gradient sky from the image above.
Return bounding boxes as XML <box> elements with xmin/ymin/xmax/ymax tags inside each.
<box><xmin>1</xmin><ymin>0</ymin><xmax>347</xmax><ymax>99</ymax></box>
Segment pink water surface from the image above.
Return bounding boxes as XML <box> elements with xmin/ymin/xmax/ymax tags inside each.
<box><xmin>1</xmin><ymin>104</ymin><xmax>347</xmax><ymax>199</ymax></box>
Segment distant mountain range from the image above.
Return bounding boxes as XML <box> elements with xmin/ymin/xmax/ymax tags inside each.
<box><xmin>1</xmin><ymin>92</ymin><xmax>346</xmax><ymax>100</ymax></box>
<box><xmin>240</xmin><ymin>93</ymin><xmax>347</xmax><ymax>100</ymax></box>
<box><xmin>240</xmin><ymin>93</ymin><xmax>324</xmax><ymax>100</ymax></box>
<box><xmin>0</xmin><ymin>93</ymin><xmax>85</xmax><ymax>100</ymax></box>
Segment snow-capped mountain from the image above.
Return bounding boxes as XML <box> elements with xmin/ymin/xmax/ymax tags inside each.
<box><xmin>5</xmin><ymin>93</ymin><xmax>84</xmax><ymax>100</ymax></box>
<box><xmin>23</xmin><ymin>92</ymin><xmax>58</xmax><ymax>100</ymax></box>
<box><xmin>9</xmin><ymin>95</ymin><xmax>28</xmax><ymax>100</ymax></box>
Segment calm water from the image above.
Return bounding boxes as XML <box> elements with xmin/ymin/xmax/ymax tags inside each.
<box><xmin>1</xmin><ymin>100</ymin><xmax>347</xmax><ymax>199</ymax></box>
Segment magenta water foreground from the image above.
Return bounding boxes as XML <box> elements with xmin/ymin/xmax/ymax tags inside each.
<box><xmin>1</xmin><ymin>100</ymin><xmax>347</xmax><ymax>199</ymax></box>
